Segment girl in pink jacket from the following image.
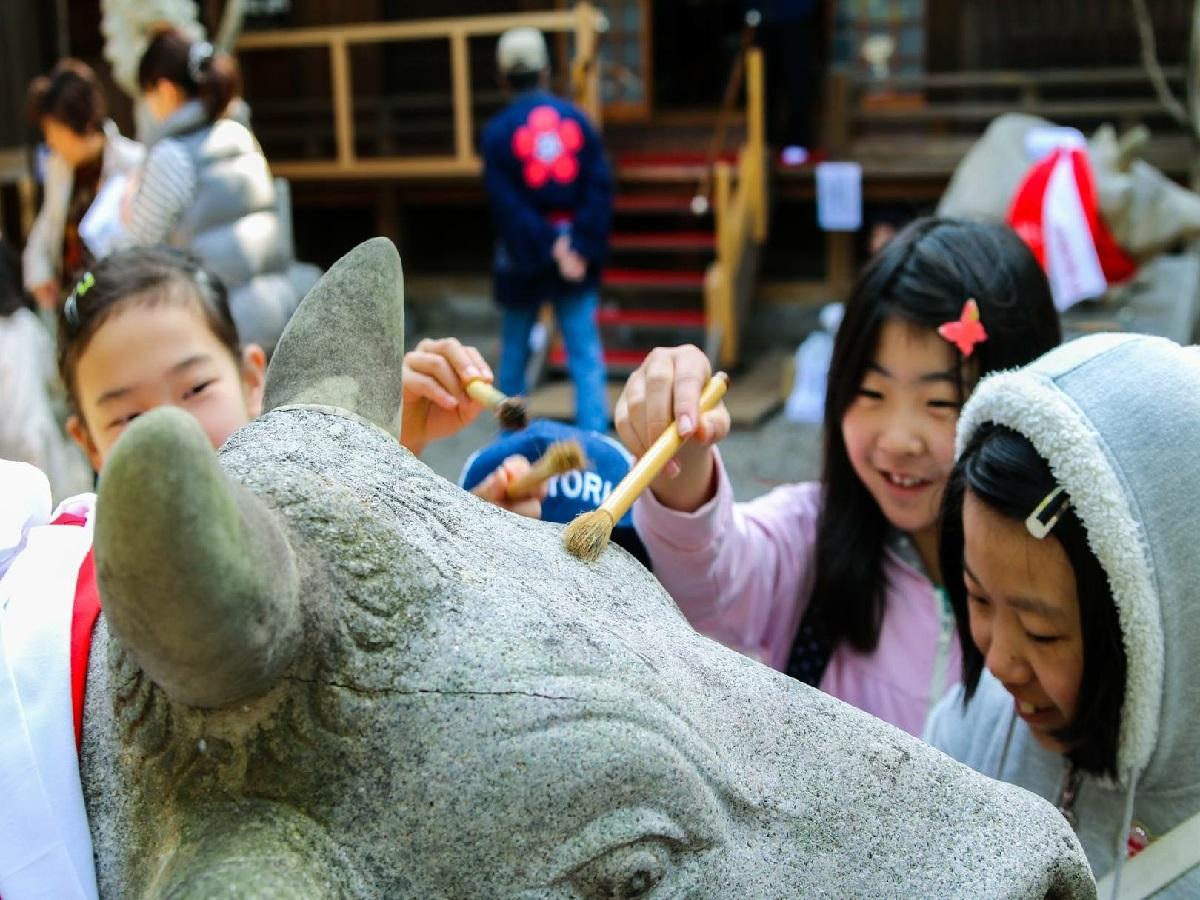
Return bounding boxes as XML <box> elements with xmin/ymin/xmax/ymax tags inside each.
<box><xmin>617</xmin><ymin>218</ymin><xmax>1061</xmax><ymax>735</ymax></box>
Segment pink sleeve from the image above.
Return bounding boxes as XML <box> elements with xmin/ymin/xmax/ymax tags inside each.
<box><xmin>632</xmin><ymin>448</ymin><xmax>822</xmax><ymax>668</ymax></box>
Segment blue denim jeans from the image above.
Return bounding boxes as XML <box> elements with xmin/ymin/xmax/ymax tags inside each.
<box><xmin>499</xmin><ymin>287</ymin><xmax>609</xmax><ymax>432</ymax></box>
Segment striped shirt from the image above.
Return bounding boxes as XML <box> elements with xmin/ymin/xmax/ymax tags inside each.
<box><xmin>121</xmin><ymin>139</ymin><xmax>197</xmax><ymax>248</ymax></box>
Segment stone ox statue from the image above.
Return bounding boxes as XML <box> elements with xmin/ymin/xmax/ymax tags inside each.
<box><xmin>82</xmin><ymin>238</ymin><xmax>1094</xmax><ymax>897</ymax></box>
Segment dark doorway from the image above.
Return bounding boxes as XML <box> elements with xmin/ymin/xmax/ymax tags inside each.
<box><xmin>652</xmin><ymin>0</ymin><xmax>745</xmax><ymax>110</ymax></box>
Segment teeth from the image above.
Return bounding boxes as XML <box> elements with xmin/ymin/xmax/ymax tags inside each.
<box><xmin>886</xmin><ymin>472</ymin><xmax>923</xmax><ymax>488</ymax></box>
<box><xmin>1019</xmin><ymin>701</ymin><xmax>1037</xmax><ymax>715</ymax></box>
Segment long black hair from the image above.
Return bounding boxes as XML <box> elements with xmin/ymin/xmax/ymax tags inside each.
<box><xmin>807</xmin><ymin>217</ymin><xmax>1061</xmax><ymax>654</ymax></box>
<box><xmin>940</xmin><ymin>423</ymin><xmax>1126</xmax><ymax>778</ymax></box>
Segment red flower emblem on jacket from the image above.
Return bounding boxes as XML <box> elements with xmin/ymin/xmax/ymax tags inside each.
<box><xmin>512</xmin><ymin>105</ymin><xmax>584</xmax><ymax>189</ymax></box>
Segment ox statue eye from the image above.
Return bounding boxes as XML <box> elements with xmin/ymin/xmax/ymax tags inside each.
<box><xmin>570</xmin><ymin>839</ymin><xmax>673</xmax><ymax>899</ymax></box>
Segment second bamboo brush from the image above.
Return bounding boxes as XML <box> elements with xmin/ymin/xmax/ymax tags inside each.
<box><xmin>504</xmin><ymin>439</ymin><xmax>588</xmax><ymax>499</ymax></box>
<box><xmin>465</xmin><ymin>379</ymin><xmax>528</xmax><ymax>431</ymax></box>
<box><xmin>563</xmin><ymin>372</ymin><xmax>730</xmax><ymax>562</ymax></box>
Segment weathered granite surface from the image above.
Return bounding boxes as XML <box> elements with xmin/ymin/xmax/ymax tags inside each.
<box><xmin>82</xmin><ymin>238</ymin><xmax>1095</xmax><ymax>898</ymax></box>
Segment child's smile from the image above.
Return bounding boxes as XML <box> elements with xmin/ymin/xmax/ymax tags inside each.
<box><xmin>842</xmin><ymin>317</ymin><xmax>963</xmax><ymax>546</ymax></box>
<box><xmin>962</xmin><ymin>491</ymin><xmax>1083</xmax><ymax>753</ymax></box>
<box><xmin>68</xmin><ymin>302</ymin><xmax>264</xmax><ymax>470</ymax></box>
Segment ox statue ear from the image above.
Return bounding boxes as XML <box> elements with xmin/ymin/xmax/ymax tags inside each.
<box><xmin>263</xmin><ymin>236</ymin><xmax>406</xmax><ymax>438</ymax></box>
<box><xmin>94</xmin><ymin>407</ymin><xmax>301</xmax><ymax>707</ymax></box>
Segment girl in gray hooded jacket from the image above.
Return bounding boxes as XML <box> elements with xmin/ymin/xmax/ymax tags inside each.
<box><xmin>927</xmin><ymin>333</ymin><xmax>1200</xmax><ymax>898</ymax></box>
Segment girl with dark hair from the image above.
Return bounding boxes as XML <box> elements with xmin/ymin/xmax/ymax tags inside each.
<box><xmin>120</xmin><ymin>27</ymin><xmax>317</xmax><ymax>355</ymax></box>
<box><xmin>0</xmin><ymin>248</ymin><xmax>267</xmax><ymax>898</ymax></box>
<box><xmin>24</xmin><ymin>59</ymin><xmax>143</xmax><ymax>308</ymax></box>
<box><xmin>927</xmin><ymin>334</ymin><xmax>1200</xmax><ymax>895</ymax></box>
<box><xmin>56</xmin><ymin>247</ymin><xmax>265</xmax><ymax>472</ymax></box>
<box><xmin>615</xmin><ymin>217</ymin><xmax>1061</xmax><ymax>736</ymax></box>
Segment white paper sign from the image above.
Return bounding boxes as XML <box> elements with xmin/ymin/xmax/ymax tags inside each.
<box><xmin>78</xmin><ymin>174</ymin><xmax>129</xmax><ymax>259</ymax></box>
<box><xmin>816</xmin><ymin>162</ymin><xmax>862</xmax><ymax>232</ymax></box>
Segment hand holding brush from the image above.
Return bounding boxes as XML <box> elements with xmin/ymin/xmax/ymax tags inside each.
<box><xmin>504</xmin><ymin>440</ymin><xmax>588</xmax><ymax>499</ymax></box>
<box><xmin>464</xmin><ymin>380</ymin><xmax>528</xmax><ymax>431</ymax></box>
<box><xmin>564</xmin><ymin>372</ymin><xmax>729</xmax><ymax>562</ymax></box>
<box><xmin>400</xmin><ymin>338</ymin><xmax>499</xmax><ymax>455</ymax></box>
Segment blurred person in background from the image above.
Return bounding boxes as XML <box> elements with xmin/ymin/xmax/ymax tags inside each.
<box><xmin>120</xmin><ymin>27</ymin><xmax>317</xmax><ymax>355</ymax></box>
<box><xmin>24</xmin><ymin>59</ymin><xmax>143</xmax><ymax>310</ymax></box>
<box><xmin>481</xmin><ymin>27</ymin><xmax>613</xmax><ymax>433</ymax></box>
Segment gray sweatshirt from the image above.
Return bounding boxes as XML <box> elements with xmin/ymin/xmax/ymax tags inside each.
<box><xmin>926</xmin><ymin>333</ymin><xmax>1200</xmax><ymax>897</ymax></box>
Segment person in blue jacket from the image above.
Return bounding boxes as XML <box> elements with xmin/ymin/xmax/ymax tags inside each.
<box><xmin>481</xmin><ymin>27</ymin><xmax>614</xmax><ymax>433</ymax></box>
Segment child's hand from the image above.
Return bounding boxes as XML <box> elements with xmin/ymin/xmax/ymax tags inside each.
<box><xmin>470</xmin><ymin>455</ymin><xmax>546</xmax><ymax>519</ymax></box>
<box><xmin>614</xmin><ymin>345</ymin><xmax>730</xmax><ymax>512</ymax></box>
<box><xmin>400</xmin><ymin>337</ymin><xmax>493</xmax><ymax>456</ymax></box>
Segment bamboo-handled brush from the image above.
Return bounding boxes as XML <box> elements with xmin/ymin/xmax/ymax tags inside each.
<box><xmin>465</xmin><ymin>379</ymin><xmax>528</xmax><ymax>431</ymax></box>
<box><xmin>504</xmin><ymin>439</ymin><xmax>588</xmax><ymax>499</ymax></box>
<box><xmin>563</xmin><ymin>371</ymin><xmax>730</xmax><ymax>562</ymax></box>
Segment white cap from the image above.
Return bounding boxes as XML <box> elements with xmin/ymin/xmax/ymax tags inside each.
<box><xmin>497</xmin><ymin>27</ymin><xmax>548</xmax><ymax>75</ymax></box>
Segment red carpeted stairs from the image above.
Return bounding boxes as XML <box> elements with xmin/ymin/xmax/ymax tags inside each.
<box><xmin>548</xmin><ymin>151</ymin><xmax>733</xmax><ymax>376</ymax></box>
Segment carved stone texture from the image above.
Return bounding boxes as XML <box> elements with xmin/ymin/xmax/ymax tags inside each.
<box><xmin>82</xmin><ymin>238</ymin><xmax>1096</xmax><ymax>898</ymax></box>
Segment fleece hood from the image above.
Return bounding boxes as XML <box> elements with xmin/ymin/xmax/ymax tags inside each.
<box><xmin>927</xmin><ymin>333</ymin><xmax>1200</xmax><ymax>894</ymax></box>
<box><xmin>958</xmin><ymin>332</ymin><xmax>1200</xmax><ymax>788</ymax></box>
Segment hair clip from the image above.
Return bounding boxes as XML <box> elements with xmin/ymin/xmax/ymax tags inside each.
<box><xmin>63</xmin><ymin>271</ymin><xmax>94</xmax><ymax>330</ymax></box>
<box><xmin>1026</xmin><ymin>485</ymin><xmax>1069</xmax><ymax>540</ymax></box>
<box><xmin>938</xmin><ymin>298</ymin><xmax>989</xmax><ymax>358</ymax></box>
<box><xmin>187</xmin><ymin>41</ymin><xmax>214</xmax><ymax>82</ymax></box>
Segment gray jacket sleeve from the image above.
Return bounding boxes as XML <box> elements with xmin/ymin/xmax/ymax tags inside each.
<box><xmin>22</xmin><ymin>153</ymin><xmax>74</xmax><ymax>290</ymax></box>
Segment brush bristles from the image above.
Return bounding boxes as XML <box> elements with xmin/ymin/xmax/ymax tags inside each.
<box><xmin>562</xmin><ymin>509</ymin><xmax>615</xmax><ymax>562</ymax></box>
<box><xmin>543</xmin><ymin>440</ymin><xmax>587</xmax><ymax>476</ymax></box>
<box><xmin>497</xmin><ymin>397</ymin><xmax>528</xmax><ymax>430</ymax></box>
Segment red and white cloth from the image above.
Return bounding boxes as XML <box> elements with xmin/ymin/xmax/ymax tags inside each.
<box><xmin>1007</xmin><ymin>146</ymin><xmax>1137</xmax><ymax>311</ymax></box>
<box><xmin>0</xmin><ymin>461</ymin><xmax>99</xmax><ymax>900</ymax></box>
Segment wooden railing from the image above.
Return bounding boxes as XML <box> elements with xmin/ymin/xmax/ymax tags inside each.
<box><xmin>825</xmin><ymin>64</ymin><xmax>1191</xmax><ymax>168</ymax></box>
<box><xmin>236</xmin><ymin>4</ymin><xmax>607</xmax><ymax>181</ymax></box>
<box><xmin>704</xmin><ymin>47</ymin><xmax>768</xmax><ymax>368</ymax></box>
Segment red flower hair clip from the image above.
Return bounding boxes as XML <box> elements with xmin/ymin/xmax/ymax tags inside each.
<box><xmin>938</xmin><ymin>299</ymin><xmax>988</xmax><ymax>358</ymax></box>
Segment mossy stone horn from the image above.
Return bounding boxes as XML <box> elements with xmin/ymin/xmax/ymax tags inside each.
<box><xmin>94</xmin><ymin>407</ymin><xmax>301</xmax><ymax>708</ymax></box>
<box><xmin>263</xmin><ymin>236</ymin><xmax>406</xmax><ymax>438</ymax></box>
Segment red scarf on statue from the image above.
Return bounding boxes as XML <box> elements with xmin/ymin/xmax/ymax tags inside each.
<box><xmin>1007</xmin><ymin>146</ymin><xmax>1137</xmax><ymax>310</ymax></box>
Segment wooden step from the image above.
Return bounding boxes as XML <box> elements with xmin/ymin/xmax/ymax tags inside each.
<box><xmin>549</xmin><ymin>345</ymin><xmax>650</xmax><ymax>373</ymax></box>
<box><xmin>613</xmin><ymin>194</ymin><xmax>702</xmax><ymax>214</ymax></box>
<box><xmin>611</xmin><ymin>231</ymin><xmax>716</xmax><ymax>252</ymax></box>
<box><xmin>596</xmin><ymin>308</ymin><xmax>706</xmax><ymax>329</ymax></box>
<box><xmin>603</xmin><ymin>268</ymin><xmax>707</xmax><ymax>291</ymax></box>
<box><xmin>617</xmin><ymin>164</ymin><xmax>708</xmax><ymax>183</ymax></box>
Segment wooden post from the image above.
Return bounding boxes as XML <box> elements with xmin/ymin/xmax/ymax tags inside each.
<box><xmin>827</xmin><ymin>232</ymin><xmax>855</xmax><ymax>295</ymax></box>
<box><xmin>330</xmin><ymin>37</ymin><xmax>355</xmax><ymax>168</ymax></box>
<box><xmin>450</xmin><ymin>29</ymin><xmax>474</xmax><ymax>162</ymax></box>
<box><xmin>713</xmin><ymin>162</ymin><xmax>735</xmax><ymax>365</ymax></box>
<box><xmin>824</xmin><ymin>68</ymin><xmax>851</xmax><ymax>157</ymax></box>
<box><xmin>745</xmin><ymin>47</ymin><xmax>767</xmax><ymax>243</ymax></box>
<box><xmin>574</xmin><ymin>2</ymin><xmax>603</xmax><ymax>127</ymax></box>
